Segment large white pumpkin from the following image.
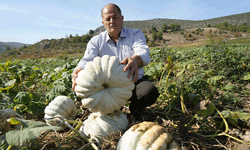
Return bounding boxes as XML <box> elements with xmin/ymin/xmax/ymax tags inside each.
<box><xmin>79</xmin><ymin>111</ymin><xmax>128</xmax><ymax>138</ymax></box>
<box><xmin>44</xmin><ymin>96</ymin><xmax>77</xmax><ymax>126</ymax></box>
<box><xmin>75</xmin><ymin>55</ymin><xmax>135</xmax><ymax>114</ymax></box>
<box><xmin>117</xmin><ymin>121</ymin><xmax>181</xmax><ymax>150</ymax></box>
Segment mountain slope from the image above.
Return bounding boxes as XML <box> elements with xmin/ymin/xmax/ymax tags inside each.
<box><xmin>95</xmin><ymin>12</ymin><xmax>250</xmax><ymax>33</ymax></box>
<box><xmin>0</xmin><ymin>41</ymin><xmax>29</xmax><ymax>53</ymax></box>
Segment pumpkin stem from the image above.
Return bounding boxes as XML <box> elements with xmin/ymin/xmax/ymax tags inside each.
<box><xmin>102</xmin><ymin>83</ymin><xmax>108</xmax><ymax>88</ymax></box>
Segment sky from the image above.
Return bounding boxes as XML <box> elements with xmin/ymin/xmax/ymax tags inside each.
<box><xmin>0</xmin><ymin>0</ymin><xmax>250</xmax><ymax>44</ymax></box>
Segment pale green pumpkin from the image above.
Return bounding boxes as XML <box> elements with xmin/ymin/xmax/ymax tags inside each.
<box><xmin>117</xmin><ymin>121</ymin><xmax>181</xmax><ymax>150</ymax></box>
<box><xmin>75</xmin><ymin>55</ymin><xmax>135</xmax><ymax>114</ymax></box>
<box><xmin>44</xmin><ymin>96</ymin><xmax>77</xmax><ymax>126</ymax></box>
<box><xmin>79</xmin><ymin>111</ymin><xmax>128</xmax><ymax>138</ymax></box>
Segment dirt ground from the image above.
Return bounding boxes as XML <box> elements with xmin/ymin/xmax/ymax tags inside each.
<box><xmin>145</xmin><ymin>27</ymin><xmax>250</xmax><ymax>48</ymax></box>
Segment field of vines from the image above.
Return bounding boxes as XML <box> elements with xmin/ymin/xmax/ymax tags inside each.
<box><xmin>1</xmin><ymin>40</ymin><xmax>250</xmax><ymax>149</ymax></box>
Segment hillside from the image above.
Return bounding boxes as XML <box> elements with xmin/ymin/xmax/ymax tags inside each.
<box><xmin>0</xmin><ymin>41</ymin><xmax>29</xmax><ymax>53</ymax></box>
<box><xmin>0</xmin><ymin>12</ymin><xmax>250</xmax><ymax>60</ymax></box>
<box><xmin>95</xmin><ymin>12</ymin><xmax>250</xmax><ymax>33</ymax></box>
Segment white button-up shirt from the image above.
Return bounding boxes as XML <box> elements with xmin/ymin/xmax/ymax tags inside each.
<box><xmin>76</xmin><ymin>27</ymin><xmax>150</xmax><ymax>80</ymax></box>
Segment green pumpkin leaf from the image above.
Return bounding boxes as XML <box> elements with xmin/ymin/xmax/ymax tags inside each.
<box><xmin>196</xmin><ymin>102</ymin><xmax>215</xmax><ymax>117</ymax></box>
<box><xmin>23</xmin><ymin>81</ymin><xmax>35</xmax><ymax>88</ymax></box>
<box><xmin>4</xmin><ymin>79</ymin><xmax>16</xmax><ymax>87</ymax></box>
<box><xmin>236</xmin><ymin>112</ymin><xmax>250</xmax><ymax>120</ymax></box>
<box><xmin>7</xmin><ymin>118</ymin><xmax>22</xmax><ymax>125</ymax></box>
<box><xmin>6</xmin><ymin>118</ymin><xmax>62</xmax><ymax>146</ymax></box>
<box><xmin>223</xmin><ymin>84</ymin><xmax>236</xmax><ymax>91</ymax></box>
<box><xmin>0</xmin><ymin>79</ymin><xmax>16</xmax><ymax>92</ymax></box>
<box><xmin>244</xmin><ymin>74</ymin><xmax>250</xmax><ymax>80</ymax></box>
<box><xmin>207</xmin><ymin>75</ymin><xmax>224</xmax><ymax>85</ymax></box>
<box><xmin>228</xmin><ymin>117</ymin><xmax>238</xmax><ymax>125</ymax></box>
<box><xmin>14</xmin><ymin>92</ymin><xmax>32</xmax><ymax>104</ymax></box>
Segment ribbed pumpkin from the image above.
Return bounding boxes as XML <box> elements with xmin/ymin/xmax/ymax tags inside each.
<box><xmin>75</xmin><ymin>55</ymin><xmax>135</xmax><ymax>114</ymax></box>
<box><xmin>79</xmin><ymin>111</ymin><xmax>128</xmax><ymax>138</ymax></box>
<box><xmin>44</xmin><ymin>96</ymin><xmax>77</xmax><ymax>126</ymax></box>
<box><xmin>117</xmin><ymin>121</ymin><xmax>181</xmax><ymax>150</ymax></box>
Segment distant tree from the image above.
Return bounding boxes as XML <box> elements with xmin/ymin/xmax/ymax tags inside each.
<box><xmin>147</xmin><ymin>40</ymin><xmax>155</xmax><ymax>47</ymax></box>
<box><xmin>72</xmin><ymin>35</ymin><xmax>81</xmax><ymax>43</ymax></box>
<box><xmin>207</xmin><ymin>24</ymin><xmax>211</xmax><ymax>27</ymax></box>
<box><xmin>162</xmin><ymin>23</ymin><xmax>168</xmax><ymax>33</ymax></box>
<box><xmin>152</xmin><ymin>30</ymin><xmax>157</xmax><ymax>41</ymax></box>
<box><xmin>69</xmin><ymin>34</ymin><xmax>73</xmax><ymax>38</ymax></box>
<box><xmin>158</xmin><ymin>31</ymin><xmax>163</xmax><ymax>40</ymax></box>
<box><xmin>142</xmin><ymin>29</ymin><xmax>147</xmax><ymax>33</ymax></box>
<box><xmin>151</xmin><ymin>26</ymin><xmax>158</xmax><ymax>32</ymax></box>
<box><xmin>63</xmin><ymin>38</ymin><xmax>69</xmax><ymax>43</ymax></box>
<box><xmin>221</xmin><ymin>22</ymin><xmax>228</xmax><ymax>27</ymax></box>
<box><xmin>6</xmin><ymin>46</ymin><xmax>11</xmax><ymax>51</ymax></box>
<box><xmin>89</xmin><ymin>30</ymin><xmax>94</xmax><ymax>35</ymax></box>
<box><xmin>241</xmin><ymin>22</ymin><xmax>247</xmax><ymax>26</ymax></box>
<box><xmin>82</xmin><ymin>34</ymin><xmax>92</xmax><ymax>43</ymax></box>
<box><xmin>184</xmin><ymin>33</ymin><xmax>192</xmax><ymax>38</ymax></box>
<box><xmin>169</xmin><ymin>24</ymin><xmax>180</xmax><ymax>32</ymax></box>
<box><xmin>144</xmin><ymin>34</ymin><xmax>149</xmax><ymax>43</ymax></box>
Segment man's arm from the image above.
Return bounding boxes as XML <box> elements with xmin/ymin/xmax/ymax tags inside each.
<box><xmin>121</xmin><ymin>29</ymin><xmax>150</xmax><ymax>82</ymax></box>
<box><xmin>132</xmin><ymin>29</ymin><xmax>150</xmax><ymax>68</ymax></box>
<box><xmin>121</xmin><ymin>55</ymin><xmax>142</xmax><ymax>82</ymax></box>
<box><xmin>72</xmin><ymin>67</ymin><xmax>83</xmax><ymax>90</ymax></box>
<box><xmin>72</xmin><ymin>36</ymin><xmax>99</xmax><ymax>90</ymax></box>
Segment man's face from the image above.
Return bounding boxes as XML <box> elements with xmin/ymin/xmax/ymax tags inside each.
<box><xmin>102</xmin><ymin>5</ymin><xmax>123</xmax><ymax>38</ymax></box>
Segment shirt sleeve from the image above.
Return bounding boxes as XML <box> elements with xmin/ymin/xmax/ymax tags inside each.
<box><xmin>76</xmin><ymin>36</ymin><xmax>100</xmax><ymax>70</ymax></box>
<box><xmin>132</xmin><ymin>29</ymin><xmax>150</xmax><ymax>68</ymax></box>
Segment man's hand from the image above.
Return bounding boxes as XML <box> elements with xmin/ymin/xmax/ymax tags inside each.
<box><xmin>72</xmin><ymin>67</ymin><xmax>83</xmax><ymax>91</ymax></box>
<box><xmin>121</xmin><ymin>55</ymin><xmax>142</xmax><ymax>82</ymax></box>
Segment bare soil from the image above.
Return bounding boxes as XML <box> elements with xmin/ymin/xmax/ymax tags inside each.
<box><xmin>145</xmin><ymin>27</ymin><xmax>250</xmax><ymax>48</ymax></box>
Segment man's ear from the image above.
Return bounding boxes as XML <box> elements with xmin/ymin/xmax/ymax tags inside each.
<box><xmin>122</xmin><ymin>16</ymin><xmax>124</xmax><ymax>21</ymax></box>
<box><xmin>102</xmin><ymin>20</ymin><xmax>104</xmax><ymax>24</ymax></box>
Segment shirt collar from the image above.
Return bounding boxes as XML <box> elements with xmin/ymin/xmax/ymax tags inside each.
<box><xmin>105</xmin><ymin>27</ymin><xmax>127</xmax><ymax>42</ymax></box>
<box><xmin>120</xmin><ymin>27</ymin><xmax>127</xmax><ymax>38</ymax></box>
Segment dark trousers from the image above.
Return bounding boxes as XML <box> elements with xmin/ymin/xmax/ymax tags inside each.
<box><xmin>129</xmin><ymin>75</ymin><xmax>159</xmax><ymax>114</ymax></box>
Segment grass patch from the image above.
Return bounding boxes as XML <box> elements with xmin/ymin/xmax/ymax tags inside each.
<box><xmin>228</xmin><ymin>36</ymin><xmax>250</xmax><ymax>44</ymax></box>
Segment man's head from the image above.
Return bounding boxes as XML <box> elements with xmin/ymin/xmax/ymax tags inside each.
<box><xmin>101</xmin><ymin>4</ymin><xmax>124</xmax><ymax>40</ymax></box>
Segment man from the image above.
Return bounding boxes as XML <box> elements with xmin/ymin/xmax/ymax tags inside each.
<box><xmin>72</xmin><ymin>3</ymin><xmax>159</xmax><ymax>120</ymax></box>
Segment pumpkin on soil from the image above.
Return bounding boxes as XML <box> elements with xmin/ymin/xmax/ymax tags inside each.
<box><xmin>117</xmin><ymin>121</ymin><xmax>181</xmax><ymax>150</ymax></box>
<box><xmin>79</xmin><ymin>111</ymin><xmax>128</xmax><ymax>138</ymax></box>
<box><xmin>75</xmin><ymin>55</ymin><xmax>135</xmax><ymax>114</ymax></box>
<box><xmin>44</xmin><ymin>96</ymin><xmax>77</xmax><ymax>126</ymax></box>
